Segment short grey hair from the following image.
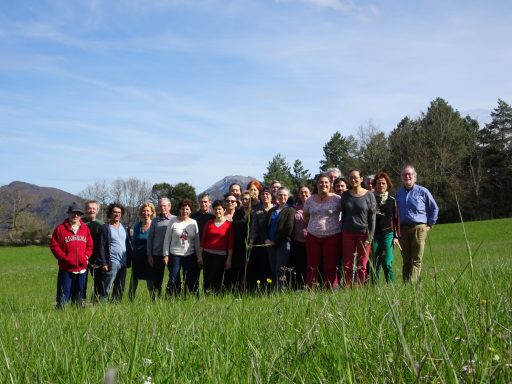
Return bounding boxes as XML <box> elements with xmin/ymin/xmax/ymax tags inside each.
<box><xmin>401</xmin><ymin>164</ymin><xmax>417</xmax><ymax>177</ymax></box>
<box><xmin>159</xmin><ymin>197</ymin><xmax>171</xmax><ymax>206</ymax></box>
<box><xmin>326</xmin><ymin>167</ymin><xmax>342</xmax><ymax>178</ymax></box>
<box><xmin>198</xmin><ymin>193</ymin><xmax>210</xmax><ymax>201</ymax></box>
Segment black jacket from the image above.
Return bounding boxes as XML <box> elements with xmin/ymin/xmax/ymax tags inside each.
<box><xmin>265</xmin><ymin>206</ymin><xmax>296</xmax><ymax>245</ymax></box>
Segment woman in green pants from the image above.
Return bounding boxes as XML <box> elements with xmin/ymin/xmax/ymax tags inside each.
<box><xmin>370</xmin><ymin>172</ymin><xmax>400</xmax><ymax>284</ymax></box>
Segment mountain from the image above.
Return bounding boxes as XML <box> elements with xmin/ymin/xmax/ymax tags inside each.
<box><xmin>0</xmin><ymin>177</ymin><xmax>259</xmax><ymax>239</ymax></box>
<box><xmin>0</xmin><ymin>181</ymin><xmax>83</xmax><ymax>238</ymax></box>
<box><xmin>201</xmin><ymin>175</ymin><xmax>257</xmax><ymax>201</ymax></box>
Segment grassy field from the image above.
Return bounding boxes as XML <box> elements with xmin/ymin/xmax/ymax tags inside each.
<box><xmin>0</xmin><ymin>218</ymin><xmax>511</xmax><ymax>383</ymax></box>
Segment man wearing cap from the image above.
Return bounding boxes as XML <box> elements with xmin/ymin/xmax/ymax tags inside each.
<box><xmin>50</xmin><ymin>202</ymin><xmax>93</xmax><ymax>308</ymax></box>
<box><xmin>396</xmin><ymin>165</ymin><xmax>439</xmax><ymax>284</ymax></box>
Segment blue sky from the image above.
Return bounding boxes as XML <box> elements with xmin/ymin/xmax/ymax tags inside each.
<box><xmin>1</xmin><ymin>0</ymin><xmax>511</xmax><ymax>195</ymax></box>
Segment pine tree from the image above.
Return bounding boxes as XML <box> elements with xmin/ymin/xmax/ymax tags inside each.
<box><xmin>291</xmin><ymin>159</ymin><xmax>312</xmax><ymax>193</ymax></box>
<box><xmin>263</xmin><ymin>154</ymin><xmax>294</xmax><ymax>188</ymax></box>
<box><xmin>319</xmin><ymin>132</ymin><xmax>358</xmax><ymax>173</ymax></box>
<box><xmin>477</xmin><ymin>98</ymin><xmax>512</xmax><ymax>218</ymax></box>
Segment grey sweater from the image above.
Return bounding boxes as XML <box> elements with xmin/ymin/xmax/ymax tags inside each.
<box><xmin>146</xmin><ymin>214</ymin><xmax>176</xmax><ymax>256</ymax></box>
<box><xmin>340</xmin><ymin>191</ymin><xmax>376</xmax><ymax>241</ymax></box>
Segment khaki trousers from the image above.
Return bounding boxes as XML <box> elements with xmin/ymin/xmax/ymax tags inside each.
<box><xmin>399</xmin><ymin>224</ymin><xmax>428</xmax><ymax>283</ymax></box>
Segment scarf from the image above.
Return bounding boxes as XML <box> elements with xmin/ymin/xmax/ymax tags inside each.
<box><xmin>376</xmin><ymin>191</ymin><xmax>388</xmax><ymax>206</ymax></box>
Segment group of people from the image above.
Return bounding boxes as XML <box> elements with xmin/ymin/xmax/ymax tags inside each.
<box><xmin>49</xmin><ymin>164</ymin><xmax>438</xmax><ymax>307</ymax></box>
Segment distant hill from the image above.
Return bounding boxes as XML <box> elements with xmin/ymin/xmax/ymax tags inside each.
<box><xmin>201</xmin><ymin>175</ymin><xmax>257</xmax><ymax>201</ymax></box>
<box><xmin>0</xmin><ymin>181</ymin><xmax>83</xmax><ymax>238</ymax></box>
<box><xmin>0</xmin><ymin>177</ymin><xmax>261</xmax><ymax>239</ymax></box>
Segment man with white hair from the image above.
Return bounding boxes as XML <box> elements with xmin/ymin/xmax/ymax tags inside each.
<box><xmin>396</xmin><ymin>165</ymin><xmax>439</xmax><ymax>284</ymax></box>
<box><xmin>147</xmin><ymin>197</ymin><xmax>176</xmax><ymax>299</ymax></box>
<box><xmin>326</xmin><ymin>168</ymin><xmax>343</xmax><ymax>192</ymax></box>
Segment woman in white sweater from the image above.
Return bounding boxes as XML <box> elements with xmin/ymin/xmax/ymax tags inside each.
<box><xmin>162</xmin><ymin>199</ymin><xmax>201</xmax><ymax>297</ymax></box>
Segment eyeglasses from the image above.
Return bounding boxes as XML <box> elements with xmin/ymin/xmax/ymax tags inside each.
<box><xmin>401</xmin><ymin>173</ymin><xmax>414</xmax><ymax>176</ymax></box>
<box><xmin>225</xmin><ymin>200</ymin><xmax>237</xmax><ymax>203</ymax></box>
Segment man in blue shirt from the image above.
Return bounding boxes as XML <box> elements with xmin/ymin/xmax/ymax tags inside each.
<box><xmin>396</xmin><ymin>165</ymin><xmax>439</xmax><ymax>283</ymax></box>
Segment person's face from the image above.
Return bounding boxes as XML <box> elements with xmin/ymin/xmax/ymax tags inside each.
<box><xmin>261</xmin><ymin>191</ymin><xmax>272</xmax><ymax>204</ymax></box>
<box><xmin>328</xmin><ymin>172</ymin><xmax>338</xmax><ymax>184</ymax></box>
<box><xmin>248</xmin><ymin>185</ymin><xmax>259</xmax><ymax>200</ymax></box>
<box><xmin>110</xmin><ymin>207</ymin><xmax>123</xmax><ymax>222</ymax></box>
<box><xmin>317</xmin><ymin>177</ymin><xmax>330</xmax><ymax>194</ymax></box>
<box><xmin>230</xmin><ymin>185</ymin><xmax>241</xmax><ymax>198</ymax></box>
<box><xmin>68</xmin><ymin>211</ymin><xmax>82</xmax><ymax>225</ymax></box>
<box><xmin>141</xmin><ymin>206</ymin><xmax>152</xmax><ymax>220</ymax></box>
<box><xmin>179</xmin><ymin>205</ymin><xmax>191</xmax><ymax>218</ymax></box>
<box><xmin>271</xmin><ymin>183</ymin><xmax>281</xmax><ymax>196</ymax></box>
<box><xmin>159</xmin><ymin>202</ymin><xmax>170</xmax><ymax>216</ymax></box>
<box><xmin>214</xmin><ymin>205</ymin><xmax>225</xmax><ymax>218</ymax></box>
<box><xmin>86</xmin><ymin>203</ymin><xmax>98</xmax><ymax>220</ymax></box>
<box><xmin>375</xmin><ymin>177</ymin><xmax>388</xmax><ymax>193</ymax></box>
<box><xmin>241</xmin><ymin>194</ymin><xmax>251</xmax><ymax>208</ymax></box>
<box><xmin>348</xmin><ymin>171</ymin><xmax>362</xmax><ymax>188</ymax></box>
<box><xmin>401</xmin><ymin>167</ymin><xmax>416</xmax><ymax>189</ymax></box>
<box><xmin>199</xmin><ymin>197</ymin><xmax>210</xmax><ymax>213</ymax></box>
<box><xmin>334</xmin><ymin>181</ymin><xmax>347</xmax><ymax>195</ymax></box>
<box><xmin>299</xmin><ymin>187</ymin><xmax>311</xmax><ymax>203</ymax></box>
<box><xmin>277</xmin><ymin>190</ymin><xmax>289</xmax><ymax>206</ymax></box>
<box><xmin>224</xmin><ymin>196</ymin><xmax>237</xmax><ymax>210</ymax></box>
<box><xmin>366</xmin><ymin>178</ymin><xmax>374</xmax><ymax>191</ymax></box>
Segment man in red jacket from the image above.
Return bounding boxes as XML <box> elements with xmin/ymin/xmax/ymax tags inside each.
<box><xmin>50</xmin><ymin>202</ymin><xmax>93</xmax><ymax>308</ymax></box>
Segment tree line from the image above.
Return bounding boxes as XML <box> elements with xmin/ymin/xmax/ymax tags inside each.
<box><xmin>2</xmin><ymin>96</ymin><xmax>508</xmax><ymax>242</ymax></box>
<box><xmin>263</xmin><ymin>98</ymin><xmax>511</xmax><ymax>223</ymax></box>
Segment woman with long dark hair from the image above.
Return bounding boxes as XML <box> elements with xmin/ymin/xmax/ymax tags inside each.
<box><xmin>303</xmin><ymin>174</ymin><xmax>342</xmax><ymax>289</ymax></box>
<box><xmin>340</xmin><ymin>169</ymin><xmax>376</xmax><ymax>287</ymax></box>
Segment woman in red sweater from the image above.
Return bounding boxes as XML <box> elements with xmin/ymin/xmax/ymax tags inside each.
<box><xmin>197</xmin><ymin>200</ymin><xmax>234</xmax><ymax>294</ymax></box>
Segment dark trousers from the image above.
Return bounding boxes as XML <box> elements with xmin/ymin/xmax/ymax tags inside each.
<box><xmin>150</xmin><ymin>256</ymin><xmax>166</xmax><ymax>300</ymax></box>
<box><xmin>290</xmin><ymin>240</ymin><xmax>307</xmax><ymax>289</ymax></box>
<box><xmin>245</xmin><ymin>246</ymin><xmax>271</xmax><ymax>291</ymax></box>
<box><xmin>203</xmin><ymin>251</ymin><xmax>227</xmax><ymax>294</ymax></box>
<box><xmin>166</xmin><ymin>253</ymin><xmax>200</xmax><ymax>297</ymax></box>
<box><xmin>56</xmin><ymin>270</ymin><xmax>87</xmax><ymax>308</ymax></box>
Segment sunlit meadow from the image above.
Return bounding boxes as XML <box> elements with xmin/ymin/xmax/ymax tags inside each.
<box><xmin>0</xmin><ymin>219</ymin><xmax>511</xmax><ymax>383</ymax></box>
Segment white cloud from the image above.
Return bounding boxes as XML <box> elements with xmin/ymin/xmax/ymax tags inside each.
<box><xmin>280</xmin><ymin>0</ymin><xmax>379</xmax><ymax>20</ymax></box>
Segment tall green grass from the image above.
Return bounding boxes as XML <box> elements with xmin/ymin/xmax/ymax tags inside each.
<box><xmin>0</xmin><ymin>219</ymin><xmax>510</xmax><ymax>383</ymax></box>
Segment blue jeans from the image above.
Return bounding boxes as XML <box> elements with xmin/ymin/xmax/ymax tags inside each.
<box><xmin>100</xmin><ymin>263</ymin><xmax>127</xmax><ymax>302</ymax></box>
<box><xmin>56</xmin><ymin>270</ymin><xmax>87</xmax><ymax>308</ymax></box>
<box><xmin>166</xmin><ymin>253</ymin><xmax>199</xmax><ymax>297</ymax></box>
<box><xmin>267</xmin><ymin>241</ymin><xmax>291</xmax><ymax>289</ymax></box>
